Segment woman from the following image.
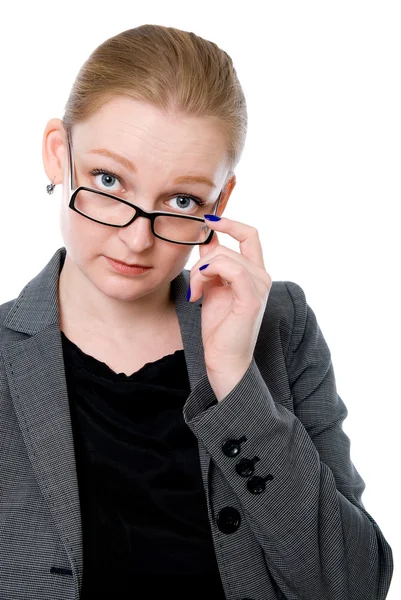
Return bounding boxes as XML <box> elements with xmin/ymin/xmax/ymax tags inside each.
<box><xmin>0</xmin><ymin>24</ymin><xmax>393</xmax><ymax>600</ymax></box>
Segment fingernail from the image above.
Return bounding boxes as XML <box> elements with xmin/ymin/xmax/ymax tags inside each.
<box><xmin>199</xmin><ymin>263</ymin><xmax>209</xmax><ymax>271</ymax></box>
<box><xmin>204</xmin><ymin>214</ymin><xmax>221</xmax><ymax>221</ymax></box>
<box><xmin>186</xmin><ymin>284</ymin><xmax>191</xmax><ymax>301</ymax></box>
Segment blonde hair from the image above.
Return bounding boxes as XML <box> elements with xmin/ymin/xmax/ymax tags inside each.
<box><xmin>62</xmin><ymin>24</ymin><xmax>247</xmax><ymax>177</ymax></box>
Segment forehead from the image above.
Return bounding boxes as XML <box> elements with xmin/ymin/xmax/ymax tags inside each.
<box><xmin>72</xmin><ymin>97</ymin><xmax>229</xmax><ymax>170</ymax></box>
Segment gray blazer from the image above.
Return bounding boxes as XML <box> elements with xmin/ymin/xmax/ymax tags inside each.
<box><xmin>0</xmin><ymin>246</ymin><xmax>393</xmax><ymax>600</ymax></box>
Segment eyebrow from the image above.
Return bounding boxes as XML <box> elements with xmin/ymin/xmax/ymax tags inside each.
<box><xmin>88</xmin><ymin>148</ymin><xmax>217</xmax><ymax>188</ymax></box>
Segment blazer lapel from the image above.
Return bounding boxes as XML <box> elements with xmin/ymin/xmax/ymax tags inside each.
<box><xmin>171</xmin><ymin>269</ymin><xmax>212</xmax><ymax>486</ymax></box>
<box><xmin>3</xmin><ymin>324</ymin><xmax>83</xmax><ymax>593</ymax></box>
<box><xmin>3</xmin><ymin>246</ymin><xmax>212</xmax><ymax>594</ymax></box>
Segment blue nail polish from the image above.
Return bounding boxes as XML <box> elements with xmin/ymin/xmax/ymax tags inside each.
<box><xmin>199</xmin><ymin>263</ymin><xmax>209</xmax><ymax>271</ymax></box>
<box><xmin>186</xmin><ymin>284</ymin><xmax>191</xmax><ymax>301</ymax></box>
<box><xmin>204</xmin><ymin>214</ymin><xmax>221</xmax><ymax>221</ymax></box>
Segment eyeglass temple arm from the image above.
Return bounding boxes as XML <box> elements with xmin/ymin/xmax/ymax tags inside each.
<box><xmin>67</xmin><ymin>133</ymin><xmax>75</xmax><ymax>192</ymax></box>
<box><xmin>213</xmin><ymin>191</ymin><xmax>223</xmax><ymax>215</ymax></box>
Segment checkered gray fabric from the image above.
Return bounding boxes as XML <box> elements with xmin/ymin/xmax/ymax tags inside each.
<box><xmin>0</xmin><ymin>247</ymin><xmax>393</xmax><ymax>599</ymax></box>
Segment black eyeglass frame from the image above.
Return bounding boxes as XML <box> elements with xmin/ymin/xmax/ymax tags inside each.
<box><xmin>66</xmin><ymin>133</ymin><xmax>222</xmax><ymax>246</ymax></box>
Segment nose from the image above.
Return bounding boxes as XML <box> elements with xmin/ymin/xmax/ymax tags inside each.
<box><xmin>117</xmin><ymin>213</ymin><xmax>155</xmax><ymax>251</ymax></box>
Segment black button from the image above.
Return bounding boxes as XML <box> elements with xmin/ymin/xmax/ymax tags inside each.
<box><xmin>216</xmin><ymin>507</ymin><xmax>241</xmax><ymax>534</ymax></box>
<box><xmin>235</xmin><ymin>456</ymin><xmax>260</xmax><ymax>477</ymax></box>
<box><xmin>247</xmin><ymin>474</ymin><xmax>274</xmax><ymax>494</ymax></box>
<box><xmin>222</xmin><ymin>436</ymin><xmax>247</xmax><ymax>457</ymax></box>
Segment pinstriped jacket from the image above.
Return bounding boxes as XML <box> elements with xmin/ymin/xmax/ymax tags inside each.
<box><xmin>0</xmin><ymin>246</ymin><xmax>393</xmax><ymax>600</ymax></box>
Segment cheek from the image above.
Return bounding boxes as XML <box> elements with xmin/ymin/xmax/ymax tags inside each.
<box><xmin>151</xmin><ymin>242</ymin><xmax>193</xmax><ymax>280</ymax></box>
<box><xmin>59</xmin><ymin>203</ymin><xmax>110</xmax><ymax>256</ymax></box>
<box><xmin>168</xmin><ymin>244</ymin><xmax>194</xmax><ymax>272</ymax></box>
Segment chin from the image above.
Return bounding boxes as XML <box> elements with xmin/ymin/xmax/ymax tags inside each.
<box><xmin>94</xmin><ymin>263</ymin><xmax>160</xmax><ymax>299</ymax></box>
<box><xmin>96</xmin><ymin>280</ymin><xmax>153</xmax><ymax>302</ymax></box>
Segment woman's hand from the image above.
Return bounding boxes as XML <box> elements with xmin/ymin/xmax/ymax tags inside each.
<box><xmin>188</xmin><ymin>215</ymin><xmax>272</xmax><ymax>401</ymax></box>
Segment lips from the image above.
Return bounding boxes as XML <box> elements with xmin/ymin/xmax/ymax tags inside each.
<box><xmin>107</xmin><ymin>257</ymin><xmax>150</xmax><ymax>268</ymax></box>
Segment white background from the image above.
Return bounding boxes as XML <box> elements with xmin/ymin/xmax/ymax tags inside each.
<box><xmin>0</xmin><ymin>1</ymin><xmax>399</xmax><ymax>596</ymax></box>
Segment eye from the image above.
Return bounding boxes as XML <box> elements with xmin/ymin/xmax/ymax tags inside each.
<box><xmin>90</xmin><ymin>168</ymin><xmax>125</xmax><ymax>193</ymax></box>
<box><xmin>166</xmin><ymin>194</ymin><xmax>206</xmax><ymax>213</ymax></box>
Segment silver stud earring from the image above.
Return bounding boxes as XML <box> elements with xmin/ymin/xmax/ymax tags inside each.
<box><xmin>46</xmin><ymin>176</ymin><xmax>56</xmax><ymax>194</ymax></box>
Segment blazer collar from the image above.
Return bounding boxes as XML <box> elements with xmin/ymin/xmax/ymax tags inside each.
<box><xmin>2</xmin><ymin>246</ymin><xmax>210</xmax><ymax>599</ymax></box>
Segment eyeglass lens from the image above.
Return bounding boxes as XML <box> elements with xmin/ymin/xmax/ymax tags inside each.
<box><xmin>73</xmin><ymin>189</ymin><xmax>211</xmax><ymax>243</ymax></box>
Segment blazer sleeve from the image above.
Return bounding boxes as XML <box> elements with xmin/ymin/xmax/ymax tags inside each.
<box><xmin>183</xmin><ymin>281</ymin><xmax>393</xmax><ymax>600</ymax></box>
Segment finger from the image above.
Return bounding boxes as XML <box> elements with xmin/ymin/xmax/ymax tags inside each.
<box><xmin>202</xmin><ymin>216</ymin><xmax>265</xmax><ymax>268</ymax></box>
<box><xmin>191</xmin><ymin>244</ymin><xmax>264</xmax><ymax>282</ymax></box>
<box><xmin>194</xmin><ymin>256</ymin><xmax>261</xmax><ymax>308</ymax></box>
<box><xmin>190</xmin><ymin>255</ymin><xmax>268</xmax><ymax>307</ymax></box>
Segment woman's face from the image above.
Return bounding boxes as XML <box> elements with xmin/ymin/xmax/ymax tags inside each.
<box><xmin>56</xmin><ymin>97</ymin><xmax>234</xmax><ymax>306</ymax></box>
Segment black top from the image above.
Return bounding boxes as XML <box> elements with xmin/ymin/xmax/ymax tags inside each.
<box><xmin>61</xmin><ymin>331</ymin><xmax>226</xmax><ymax>599</ymax></box>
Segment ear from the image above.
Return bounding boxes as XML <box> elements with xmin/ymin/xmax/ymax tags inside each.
<box><xmin>42</xmin><ymin>119</ymin><xmax>68</xmax><ymax>186</ymax></box>
<box><xmin>216</xmin><ymin>173</ymin><xmax>236</xmax><ymax>217</ymax></box>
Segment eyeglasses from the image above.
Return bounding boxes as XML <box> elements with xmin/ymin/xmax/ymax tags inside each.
<box><xmin>66</xmin><ymin>134</ymin><xmax>222</xmax><ymax>245</ymax></box>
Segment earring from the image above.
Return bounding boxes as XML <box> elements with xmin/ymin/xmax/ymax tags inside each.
<box><xmin>46</xmin><ymin>176</ymin><xmax>56</xmax><ymax>194</ymax></box>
